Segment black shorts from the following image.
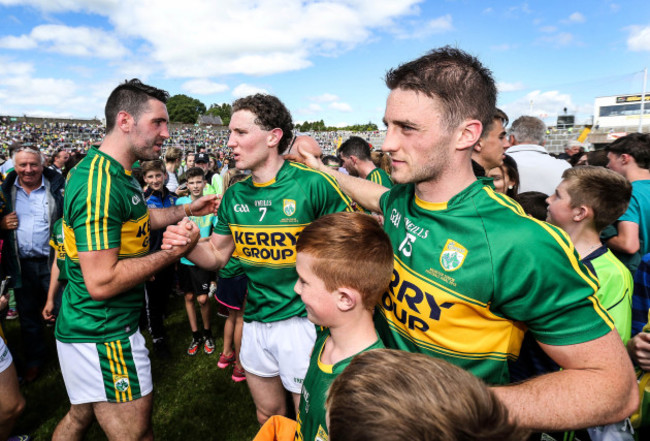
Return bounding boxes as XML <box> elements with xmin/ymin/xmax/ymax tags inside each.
<box><xmin>178</xmin><ymin>264</ymin><xmax>211</xmax><ymax>296</ymax></box>
<box><xmin>215</xmin><ymin>274</ymin><xmax>248</xmax><ymax>310</ymax></box>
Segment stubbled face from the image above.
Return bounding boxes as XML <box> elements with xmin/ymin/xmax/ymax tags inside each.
<box><xmin>381</xmin><ymin>88</ymin><xmax>453</xmax><ymax>184</ymax></box>
<box><xmin>339</xmin><ymin>154</ymin><xmax>358</xmax><ymax>176</ymax></box>
<box><xmin>187</xmin><ymin>176</ymin><xmax>206</xmax><ymax>198</ymax></box>
<box><xmin>294</xmin><ymin>252</ymin><xmax>338</xmax><ymax>326</ymax></box>
<box><xmin>15</xmin><ymin>150</ymin><xmax>44</xmax><ymax>189</ymax></box>
<box><xmin>144</xmin><ymin>170</ymin><xmax>165</xmax><ymax>191</ymax></box>
<box><xmin>130</xmin><ymin>99</ymin><xmax>170</xmax><ymax>161</ymax></box>
<box><xmin>545</xmin><ymin>180</ymin><xmax>576</xmax><ymax>229</ymax></box>
<box><xmin>227</xmin><ymin>110</ymin><xmax>273</xmax><ymax>172</ymax></box>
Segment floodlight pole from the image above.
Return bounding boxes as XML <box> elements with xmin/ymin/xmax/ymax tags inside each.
<box><xmin>640</xmin><ymin>67</ymin><xmax>647</xmax><ymax>133</ymax></box>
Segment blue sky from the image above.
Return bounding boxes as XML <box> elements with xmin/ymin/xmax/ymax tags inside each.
<box><xmin>0</xmin><ymin>0</ymin><xmax>649</xmax><ymax>127</ymax></box>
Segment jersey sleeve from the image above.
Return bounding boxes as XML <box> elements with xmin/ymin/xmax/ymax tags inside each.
<box><xmin>308</xmin><ymin>170</ymin><xmax>356</xmax><ymax>218</ymax></box>
<box><xmin>213</xmin><ymin>187</ymin><xmax>233</xmax><ymax>236</ymax></box>
<box><xmin>493</xmin><ymin>221</ymin><xmax>614</xmax><ymax>346</ymax></box>
<box><xmin>67</xmin><ymin>170</ymin><xmax>126</xmax><ymax>252</ymax></box>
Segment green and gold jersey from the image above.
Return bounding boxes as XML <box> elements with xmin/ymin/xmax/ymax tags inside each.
<box><xmin>214</xmin><ymin>161</ymin><xmax>355</xmax><ymax>323</ymax></box>
<box><xmin>49</xmin><ymin>217</ymin><xmax>67</xmax><ymax>281</ymax></box>
<box><xmin>366</xmin><ymin>167</ymin><xmax>393</xmax><ymax>189</ymax></box>
<box><xmin>295</xmin><ymin>329</ymin><xmax>384</xmax><ymax>441</ymax></box>
<box><xmin>376</xmin><ymin>179</ymin><xmax>614</xmax><ymax>385</ymax></box>
<box><xmin>56</xmin><ymin>147</ymin><xmax>150</xmax><ymax>343</ymax></box>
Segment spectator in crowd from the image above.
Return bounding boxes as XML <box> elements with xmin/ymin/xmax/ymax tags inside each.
<box><xmin>515</xmin><ymin>191</ymin><xmax>548</xmax><ymax>221</ymax></box>
<box><xmin>1</xmin><ymin>145</ymin><xmax>64</xmax><ymax>383</ymax></box>
<box><xmin>486</xmin><ymin>154</ymin><xmax>519</xmax><ymax>198</ymax></box>
<box><xmin>326</xmin><ymin>349</ymin><xmax>529</xmax><ymax>441</ymax></box>
<box><xmin>142</xmin><ymin>159</ymin><xmax>178</xmax><ymax>360</ymax></box>
<box><xmin>507</xmin><ymin>116</ymin><xmax>571</xmax><ymax>194</ymax></box>
<box><xmin>471</xmin><ymin>108</ymin><xmax>509</xmax><ymax>176</ymax></box>
<box><xmin>338</xmin><ymin>136</ymin><xmax>393</xmax><ymax>189</ymax></box>
<box><xmin>52</xmin><ymin>79</ymin><xmax>218</xmax><ymax>441</ymax></box>
<box><xmin>558</xmin><ymin>140</ymin><xmax>584</xmax><ymax>160</ymax></box>
<box><xmin>178</xmin><ymin>151</ymin><xmax>195</xmax><ymax>181</ymax></box>
<box><xmin>175</xmin><ymin>167</ymin><xmax>217</xmax><ymax>357</ymax></box>
<box><xmin>321</xmin><ymin>155</ymin><xmax>341</xmax><ymax>169</ymax></box>
<box><xmin>296</xmin><ymin>46</ymin><xmax>637</xmax><ymax>431</ymax></box>
<box><xmin>164</xmin><ymin>146</ymin><xmax>182</xmax><ymax>193</ymax></box>
<box><xmin>48</xmin><ymin>149</ymin><xmax>69</xmax><ymax>175</ymax></box>
<box><xmin>163</xmin><ymin>93</ymin><xmax>355</xmax><ymax>425</ymax></box>
<box><xmin>0</xmin><ymin>143</ymin><xmax>20</xmax><ymax>178</ymax></box>
<box><xmin>605</xmin><ymin>133</ymin><xmax>650</xmax><ymax>273</ymax></box>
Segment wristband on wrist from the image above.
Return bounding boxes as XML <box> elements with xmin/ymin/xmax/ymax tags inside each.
<box><xmin>184</xmin><ymin>203</ymin><xmax>193</xmax><ymax>217</ymax></box>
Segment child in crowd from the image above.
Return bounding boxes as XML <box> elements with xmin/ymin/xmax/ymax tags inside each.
<box><xmin>176</xmin><ymin>167</ymin><xmax>218</xmax><ymax>356</ymax></box>
<box><xmin>215</xmin><ymin>172</ymin><xmax>249</xmax><ymax>382</ymax></box>
<box><xmin>141</xmin><ymin>160</ymin><xmax>178</xmax><ymax>359</ymax></box>
<box><xmin>517</xmin><ymin>166</ymin><xmax>634</xmax><ymax>440</ymax></box>
<box><xmin>326</xmin><ymin>349</ymin><xmax>529</xmax><ymax>441</ymax></box>
<box><xmin>516</xmin><ymin>191</ymin><xmax>548</xmax><ymax>221</ymax></box>
<box><xmin>546</xmin><ymin>166</ymin><xmax>633</xmax><ymax>343</ymax></box>
<box><xmin>292</xmin><ymin>212</ymin><xmax>393</xmax><ymax>441</ymax></box>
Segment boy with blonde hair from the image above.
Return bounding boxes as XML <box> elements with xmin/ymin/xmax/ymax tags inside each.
<box><xmin>293</xmin><ymin>211</ymin><xmax>393</xmax><ymax>441</ymax></box>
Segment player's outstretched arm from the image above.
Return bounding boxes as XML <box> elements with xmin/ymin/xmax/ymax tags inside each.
<box><xmin>149</xmin><ymin>194</ymin><xmax>220</xmax><ymax>230</ymax></box>
<box><xmin>162</xmin><ymin>222</ymin><xmax>235</xmax><ymax>272</ymax></box>
<box><xmin>79</xmin><ymin>220</ymin><xmax>200</xmax><ymax>301</ymax></box>
<box><xmin>294</xmin><ymin>144</ymin><xmax>388</xmax><ymax>213</ymax></box>
<box><xmin>492</xmin><ymin>329</ymin><xmax>637</xmax><ymax>431</ymax></box>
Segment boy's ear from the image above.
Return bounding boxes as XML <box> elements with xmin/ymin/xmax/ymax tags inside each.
<box><xmin>335</xmin><ymin>287</ymin><xmax>358</xmax><ymax>312</ymax></box>
<box><xmin>573</xmin><ymin>204</ymin><xmax>591</xmax><ymax>223</ymax></box>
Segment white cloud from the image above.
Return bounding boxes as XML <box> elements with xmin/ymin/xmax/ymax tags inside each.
<box><xmin>394</xmin><ymin>14</ymin><xmax>453</xmax><ymax>39</ymax></box>
<box><xmin>330</xmin><ymin>102</ymin><xmax>352</xmax><ymax>112</ymax></box>
<box><xmin>538</xmin><ymin>32</ymin><xmax>574</xmax><ymax>46</ymax></box>
<box><xmin>567</xmin><ymin>12</ymin><xmax>586</xmax><ymax>23</ymax></box>
<box><xmin>501</xmin><ymin>90</ymin><xmax>591</xmax><ymax>124</ymax></box>
<box><xmin>311</xmin><ymin>93</ymin><xmax>339</xmax><ymax>103</ymax></box>
<box><xmin>497</xmin><ymin>82</ymin><xmax>525</xmax><ymax>92</ymax></box>
<box><xmin>181</xmin><ymin>79</ymin><xmax>229</xmax><ymax>95</ymax></box>
<box><xmin>0</xmin><ymin>76</ymin><xmax>78</xmax><ymax>107</ymax></box>
<box><xmin>0</xmin><ymin>58</ymin><xmax>34</xmax><ymax>76</ymax></box>
<box><xmin>539</xmin><ymin>26</ymin><xmax>557</xmax><ymax>33</ymax></box>
<box><xmin>610</xmin><ymin>3</ymin><xmax>621</xmax><ymax>12</ymax></box>
<box><xmin>232</xmin><ymin>84</ymin><xmax>269</xmax><ymax>98</ymax></box>
<box><xmin>626</xmin><ymin>25</ymin><xmax>650</xmax><ymax>51</ymax></box>
<box><xmin>0</xmin><ymin>35</ymin><xmax>37</xmax><ymax>49</ymax></box>
<box><xmin>0</xmin><ymin>24</ymin><xmax>128</xmax><ymax>58</ymax></box>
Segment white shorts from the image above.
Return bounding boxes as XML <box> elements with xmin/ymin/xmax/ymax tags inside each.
<box><xmin>57</xmin><ymin>330</ymin><xmax>152</xmax><ymax>405</ymax></box>
<box><xmin>240</xmin><ymin>316</ymin><xmax>316</xmax><ymax>394</ymax></box>
<box><xmin>0</xmin><ymin>337</ymin><xmax>13</xmax><ymax>374</ymax></box>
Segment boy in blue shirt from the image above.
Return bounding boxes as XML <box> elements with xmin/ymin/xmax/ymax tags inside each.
<box><xmin>176</xmin><ymin>167</ymin><xmax>218</xmax><ymax>356</ymax></box>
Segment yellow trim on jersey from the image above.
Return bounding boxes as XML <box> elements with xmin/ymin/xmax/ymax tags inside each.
<box><xmin>63</xmin><ymin>220</ymin><xmax>78</xmax><ymax>260</ymax></box>
<box><xmin>116</xmin><ymin>341</ymin><xmax>133</xmax><ymax>401</ymax></box>
<box><xmin>483</xmin><ymin>187</ymin><xmax>613</xmax><ymax>329</ymax></box>
<box><xmin>482</xmin><ymin>186</ymin><xmax>526</xmax><ymax>215</ymax></box>
<box><xmin>119</xmin><ymin>213</ymin><xmax>150</xmax><ymax>258</ymax></box>
<box><xmin>288</xmin><ymin>162</ymin><xmax>356</xmax><ymax>212</ymax></box>
<box><xmin>316</xmin><ymin>335</ymin><xmax>333</xmax><ymax>374</ymax></box>
<box><xmin>414</xmin><ymin>194</ymin><xmax>448</xmax><ymax>211</ymax></box>
<box><xmin>253</xmin><ymin>177</ymin><xmax>276</xmax><ymax>187</ymax></box>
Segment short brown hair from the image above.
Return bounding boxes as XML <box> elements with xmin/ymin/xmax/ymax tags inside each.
<box><xmin>562</xmin><ymin>166</ymin><xmax>632</xmax><ymax>231</ymax></box>
<box><xmin>327</xmin><ymin>349</ymin><xmax>529</xmax><ymax>441</ymax></box>
<box><xmin>296</xmin><ymin>212</ymin><xmax>393</xmax><ymax>309</ymax></box>
<box><xmin>140</xmin><ymin>159</ymin><xmax>165</xmax><ymax>175</ymax></box>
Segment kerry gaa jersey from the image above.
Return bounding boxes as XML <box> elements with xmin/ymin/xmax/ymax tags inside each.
<box><xmin>214</xmin><ymin>161</ymin><xmax>355</xmax><ymax>323</ymax></box>
<box><xmin>366</xmin><ymin>167</ymin><xmax>393</xmax><ymax>189</ymax></box>
<box><xmin>376</xmin><ymin>178</ymin><xmax>614</xmax><ymax>384</ymax></box>
<box><xmin>294</xmin><ymin>329</ymin><xmax>384</xmax><ymax>441</ymax></box>
<box><xmin>56</xmin><ymin>147</ymin><xmax>150</xmax><ymax>343</ymax></box>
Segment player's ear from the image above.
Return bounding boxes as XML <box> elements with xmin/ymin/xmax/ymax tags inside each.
<box><xmin>573</xmin><ymin>204</ymin><xmax>591</xmax><ymax>223</ymax></box>
<box><xmin>267</xmin><ymin>128</ymin><xmax>283</xmax><ymax>149</ymax></box>
<box><xmin>336</xmin><ymin>287</ymin><xmax>357</xmax><ymax>312</ymax></box>
<box><xmin>456</xmin><ymin>119</ymin><xmax>482</xmax><ymax>152</ymax></box>
<box><xmin>117</xmin><ymin>111</ymin><xmax>132</xmax><ymax>133</ymax></box>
